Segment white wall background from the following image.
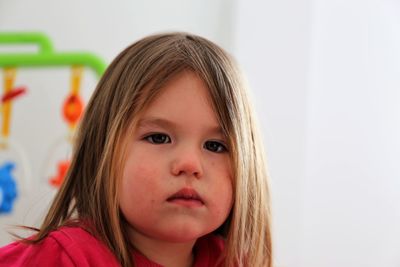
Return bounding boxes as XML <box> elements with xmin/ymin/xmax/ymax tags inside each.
<box><xmin>233</xmin><ymin>0</ymin><xmax>311</xmax><ymax>266</ymax></box>
<box><xmin>235</xmin><ymin>0</ymin><xmax>400</xmax><ymax>266</ymax></box>
<box><xmin>302</xmin><ymin>0</ymin><xmax>400</xmax><ymax>266</ymax></box>
<box><xmin>1</xmin><ymin>1</ymin><xmax>400</xmax><ymax>267</ymax></box>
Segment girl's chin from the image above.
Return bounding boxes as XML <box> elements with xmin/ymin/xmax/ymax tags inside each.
<box><xmin>156</xmin><ymin>231</ymin><xmax>204</xmax><ymax>243</ymax></box>
<box><xmin>127</xmin><ymin>221</ymin><xmax>217</xmax><ymax>244</ymax></box>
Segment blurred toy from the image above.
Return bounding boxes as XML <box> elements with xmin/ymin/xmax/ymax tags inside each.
<box><xmin>1</xmin><ymin>87</ymin><xmax>27</xmax><ymax>103</ymax></box>
<box><xmin>49</xmin><ymin>159</ymin><xmax>70</xmax><ymax>187</ymax></box>
<box><xmin>0</xmin><ymin>68</ymin><xmax>28</xmax><ymax>214</ymax></box>
<box><xmin>62</xmin><ymin>66</ymin><xmax>84</xmax><ymax>130</ymax></box>
<box><xmin>63</xmin><ymin>94</ymin><xmax>83</xmax><ymax>126</ymax></box>
<box><xmin>0</xmin><ymin>162</ymin><xmax>17</xmax><ymax>214</ymax></box>
<box><xmin>2</xmin><ymin>68</ymin><xmax>27</xmax><ymax>140</ymax></box>
<box><xmin>49</xmin><ymin>66</ymin><xmax>84</xmax><ymax>188</ymax></box>
<box><xmin>0</xmin><ymin>32</ymin><xmax>104</xmax><ymax>191</ymax></box>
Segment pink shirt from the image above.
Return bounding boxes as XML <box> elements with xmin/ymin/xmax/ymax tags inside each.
<box><xmin>0</xmin><ymin>226</ymin><xmax>225</xmax><ymax>267</ymax></box>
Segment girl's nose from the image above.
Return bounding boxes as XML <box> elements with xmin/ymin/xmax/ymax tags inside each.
<box><xmin>170</xmin><ymin>147</ymin><xmax>203</xmax><ymax>178</ymax></box>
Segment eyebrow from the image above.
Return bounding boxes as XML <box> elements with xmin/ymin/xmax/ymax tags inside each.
<box><xmin>137</xmin><ymin>117</ymin><xmax>224</xmax><ymax>136</ymax></box>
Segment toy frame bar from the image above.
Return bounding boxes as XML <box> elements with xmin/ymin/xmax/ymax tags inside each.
<box><xmin>0</xmin><ymin>32</ymin><xmax>106</xmax><ymax>77</ymax></box>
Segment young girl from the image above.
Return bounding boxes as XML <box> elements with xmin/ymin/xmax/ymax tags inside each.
<box><xmin>0</xmin><ymin>32</ymin><xmax>272</xmax><ymax>267</ymax></box>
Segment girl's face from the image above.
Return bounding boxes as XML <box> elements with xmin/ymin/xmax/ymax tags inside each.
<box><xmin>119</xmin><ymin>71</ymin><xmax>233</xmax><ymax>245</ymax></box>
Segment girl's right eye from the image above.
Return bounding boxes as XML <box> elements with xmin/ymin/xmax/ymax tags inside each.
<box><xmin>144</xmin><ymin>133</ymin><xmax>171</xmax><ymax>144</ymax></box>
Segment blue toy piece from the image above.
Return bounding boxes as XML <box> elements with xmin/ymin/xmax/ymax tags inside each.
<box><xmin>0</xmin><ymin>162</ymin><xmax>18</xmax><ymax>214</ymax></box>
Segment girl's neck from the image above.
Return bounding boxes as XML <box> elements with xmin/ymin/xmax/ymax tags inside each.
<box><xmin>130</xmin><ymin>230</ymin><xmax>196</xmax><ymax>267</ymax></box>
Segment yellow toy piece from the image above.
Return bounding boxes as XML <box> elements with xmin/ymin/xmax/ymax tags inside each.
<box><xmin>2</xmin><ymin>67</ymin><xmax>16</xmax><ymax>139</ymax></box>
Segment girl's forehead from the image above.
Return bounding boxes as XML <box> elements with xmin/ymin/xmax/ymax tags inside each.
<box><xmin>134</xmin><ymin>71</ymin><xmax>224</xmax><ymax>134</ymax></box>
<box><xmin>143</xmin><ymin>71</ymin><xmax>214</xmax><ymax>112</ymax></box>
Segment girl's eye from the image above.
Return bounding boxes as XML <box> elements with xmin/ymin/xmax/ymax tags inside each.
<box><xmin>204</xmin><ymin>141</ymin><xmax>228</xmax><ymax>153</ymax></box>
<box><xmin>145</xmin><ymin>133</ymin><xmax>171</xmax><ymax>144</ymax></box>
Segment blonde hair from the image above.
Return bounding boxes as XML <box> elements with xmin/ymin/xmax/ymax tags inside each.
<box><xmin>27</xmin><ymin>32</ymin><xmax>272</xmax><ymax>267</ymax></box>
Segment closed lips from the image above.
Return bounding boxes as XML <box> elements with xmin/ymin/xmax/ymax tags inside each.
<box><xmin>167</xmin><ymin>188</ymin><xmax>204</xmax><ymax>204</ymax></box>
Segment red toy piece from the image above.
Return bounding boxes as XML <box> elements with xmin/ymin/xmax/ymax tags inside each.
<box><xmin>1</xmin><ymin>87</ymin><xmax>27</xmax><ymax>103</ymax></box>
<box><xmin>49</xmin><ymin>160</ymin><xmax>70</xmax><ymax>187</ymax></box>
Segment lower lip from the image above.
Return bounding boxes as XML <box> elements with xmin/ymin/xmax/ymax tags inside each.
<box><xmin>167</xmin><ymin>198</ymin><xmax>204</xmax><ymax>208</ymax></box>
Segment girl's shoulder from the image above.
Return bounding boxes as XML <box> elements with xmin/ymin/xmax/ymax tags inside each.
<box><xmin>0</xmin><ymin>226</ymin><xmax>119</xmax><ymax>267</ymax></box>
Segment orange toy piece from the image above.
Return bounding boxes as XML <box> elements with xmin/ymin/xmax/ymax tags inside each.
<box><xmin>62</xmin><ymin>66</ymin><xmax>84</xmax><ymax>130</ymax></box>
<box><xmin>62</xmin><ymin>94</ymin><xmax>83</xmax><ymax>126</ymax></box>
<box><xmin>49</xmin><ymin>160</ymin><xmax>70</xmax><ymax>187</ymax></box>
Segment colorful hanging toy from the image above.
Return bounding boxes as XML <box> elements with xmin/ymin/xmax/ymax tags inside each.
<box><xmin>0</xmin><ymin>67</ymin><xmax>27</xmax><ymax>214</ymax></box>
<box><xmin>49</xmin><ymin>66</ymin><xmax>84</xmax><ymax>188</ymax></box>
<box><xmin>0</xmin><ymin>32</ymin><xmax>105</xmax><ymax>193</ymax></box>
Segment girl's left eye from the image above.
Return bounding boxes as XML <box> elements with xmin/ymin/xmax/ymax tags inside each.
<box><xmin>204</xmin><ymin>141</ymin><xmax>228</xmax><ymax>153</ymax></box>
<box><xmin>144</xmin><ymin>133</ymin><xmax>171</xmax><ymax>144</ymax></box>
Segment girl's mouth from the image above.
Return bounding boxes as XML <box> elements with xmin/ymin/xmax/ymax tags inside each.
<box><xmin>167</xmin><ymin>188</ymin><xmax>204</xmax><ymax>207</ymax></box>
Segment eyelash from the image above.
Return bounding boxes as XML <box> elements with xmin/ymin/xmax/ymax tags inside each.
<box><xmin>143</xmin><ymin>133</ymin><xmax>228</xmax><ymax>153</ymax></box>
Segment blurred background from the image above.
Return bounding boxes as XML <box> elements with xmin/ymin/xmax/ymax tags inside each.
<box><xmin>0</xmin><ymin>0</ymin><xmax>399</xmax><ymax>266</ymax></box>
